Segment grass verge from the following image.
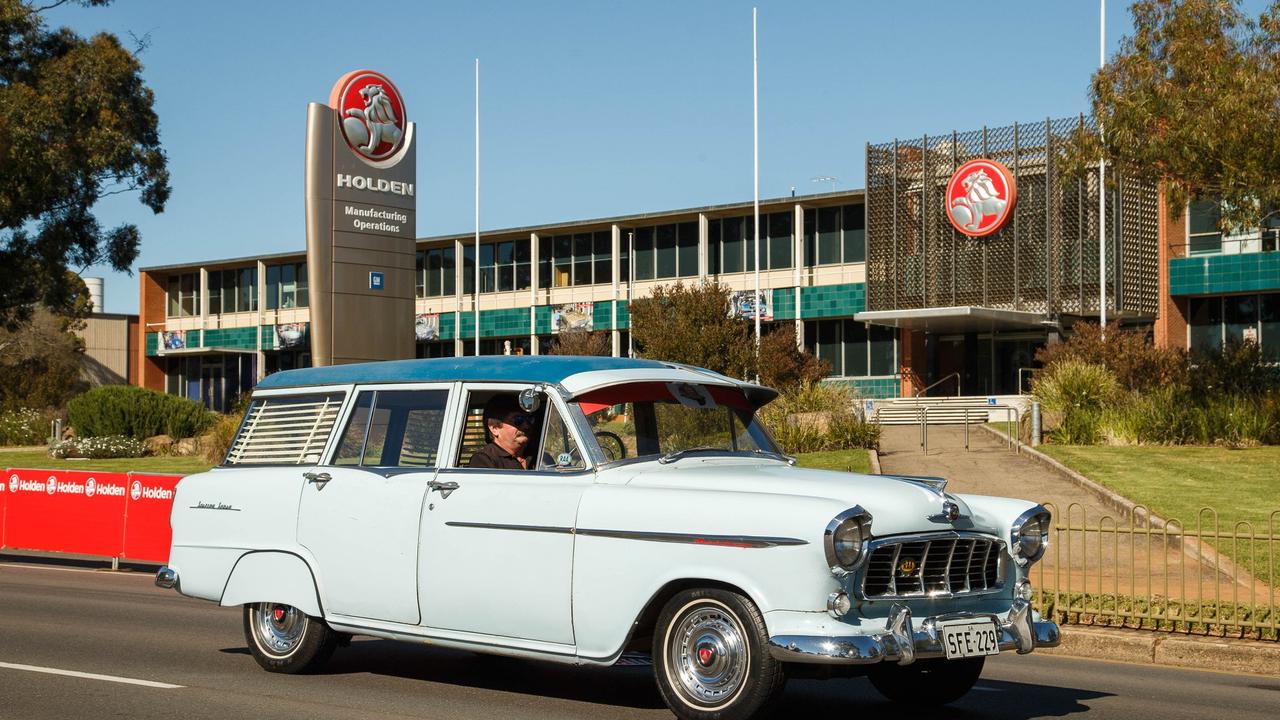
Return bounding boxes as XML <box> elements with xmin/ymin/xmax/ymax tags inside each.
<box><xmin>1038</xmin><ymin>444</ymin><xmax>1280</xmax><ymax>587</ymax></box>
<box><xmin>794</xmin><ymin>449</ymin><xmax>873</xmax><ymax>475</ymax></box>
<box><xmin>0</xmin><ymin>449</ymin><xmax>212</xmax><ymax>475</ymax></box>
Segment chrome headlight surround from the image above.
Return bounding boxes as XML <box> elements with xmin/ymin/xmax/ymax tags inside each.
<box><xmin>1010</xmin><ymin>505</ymin><xmax>1051</xmax><ymax>566</ymax></box>
<box><xmin>824</xmin><ymin>506</ymin><xmax>873</xmax><ymax>576</ymax></box>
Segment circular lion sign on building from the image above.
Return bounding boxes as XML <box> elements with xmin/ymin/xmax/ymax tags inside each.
<box><xmin>946</xmin><ymin>158</ymin><xmax>1017</xmax><ymax>238</ymax></box>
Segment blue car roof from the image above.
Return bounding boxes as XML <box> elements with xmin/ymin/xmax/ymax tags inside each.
<box><xmin>255</xmin><ymin>355</ymin><xmax>672</xmax><ymax>389</ymax></box>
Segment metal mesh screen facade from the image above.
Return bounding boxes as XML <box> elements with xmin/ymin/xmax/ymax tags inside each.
<box><xmin>865</xmin><ymin>116</ymin><xmax>1158</xmax><ymax>318</ymax></box>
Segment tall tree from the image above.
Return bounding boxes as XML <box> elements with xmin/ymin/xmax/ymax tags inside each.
<box><xmin>1082</xmin><ymin>0</ymin><xmax>1280</xmax><ymax>227</ymax></box>
<box><xmin>0</xmin><ymin>0</ymin><xmax>169</xmax><ymax>327</ymax></box>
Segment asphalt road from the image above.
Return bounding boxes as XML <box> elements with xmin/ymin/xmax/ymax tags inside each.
<box><xmin>2</xmin><ymin>558</ymin><xmax>1278</xmax><ymax>720</ymax></box>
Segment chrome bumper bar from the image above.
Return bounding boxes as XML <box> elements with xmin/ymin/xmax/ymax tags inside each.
<box><xmin>155</xmin><ymin>566</ymin><xmax>178</xmax><ymax>590</ymax></box>
<box><xmin>769</xmin><ymin>598</ymin><xmax>1060</xmax><ymax>666</ymax></box>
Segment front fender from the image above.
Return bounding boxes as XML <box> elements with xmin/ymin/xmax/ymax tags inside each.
<box><xmin>220</xmin><ymin>551</ymin><xmax>322</xmax><ymax>617</ymax></box>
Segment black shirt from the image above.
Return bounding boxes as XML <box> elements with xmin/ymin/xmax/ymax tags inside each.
<box><xmin>468</xmin><ymin>442</ymin><xmax>529</xmax><ymax>470</ymax></box>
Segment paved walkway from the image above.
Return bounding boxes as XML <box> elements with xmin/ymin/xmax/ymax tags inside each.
<box><xmin>876</xmin><ymin>425</ymin><xmax>1259</xmax><ymax>601</ymax></box>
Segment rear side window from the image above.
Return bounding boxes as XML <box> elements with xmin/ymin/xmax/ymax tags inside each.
<box><xmin>226</xmin><ymin>393</ymin><xmax>345</xmax><ymax>465</ymax></box>
<box><xmin>334</xmin><ymin>389</ymin><xmax>448</xmax><ymax>468</ymax></box>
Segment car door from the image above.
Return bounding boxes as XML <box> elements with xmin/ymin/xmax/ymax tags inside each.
<box><xmin>296</xmin><ymin>383</ymin><xmax>455</xmax><ymax>625</ymax></box>
<box><xmin>417</xmin><ymin>383</ymin><xmax>591</xmax><ymax>646</ymax></box>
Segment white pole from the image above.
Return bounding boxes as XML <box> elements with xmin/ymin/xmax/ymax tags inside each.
<box><xmin>474</xmin><ymin>58</ymin><xmax>481</xmax><ymax>355</ymax></box>
<box><xmin>752</xmin><ymin>7</ymin><xmax>761</xmax><ymax>379</ymax></box>
<box><xmin>1098</xmin><ymin>0</ymin><xmax>1107</xmax><ymax>333</ymax></box>
<box><xmin>627</xmin><ymin>231</ymin><xmax>634</xmax><ymax>358</ymax></box>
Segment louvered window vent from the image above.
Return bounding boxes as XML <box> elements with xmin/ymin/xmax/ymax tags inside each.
<box><xmin>225</xmin><ymin>393</ymin><xmax>344</xmax><ymax>465</ymax></box>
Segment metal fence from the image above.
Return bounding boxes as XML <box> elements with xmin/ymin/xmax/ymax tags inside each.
<box><xmin>1029</xmin><ymin>502</ymin><xmax>1279</xmax><ymax>641</ymax></box>
<box><xmin>865</xmin><ymin>116</ymin><xmax>1159</xmax><ymax>319</ymax></box>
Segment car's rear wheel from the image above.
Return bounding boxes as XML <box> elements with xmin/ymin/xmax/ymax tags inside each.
<box><xmin>243</xmin><ymin>602</ymin><xmax>337</xmax><ymax>674</ymax></box>
<box><xmin>868</xmin><ymin>656</ymin><xmax>984</xmax><ymax>706</ymax></box>
<box><xmin>652</xmin><ymin>588</ymin><xmax>786</xmax><ymax>720</ymax></box>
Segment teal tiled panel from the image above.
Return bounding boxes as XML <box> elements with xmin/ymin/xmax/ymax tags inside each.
<box><xmin>826</xmin><ymin>376</ymin><xmax>901</xmax><ymax>399</ymax></box>
<box><xmin>455</xmin><ymin>311</ymin><xmax>475</xmax><ymax>339</ymax></box>
<box><xmin>772</xmin><ymin>288</ymin><xmax>797</xmax><ymax>321</ymax></box>
<box><xmin>439</xmin><ymin>311</ymin><xmax>457</xmax><ymax>340</ymax></box>
<box><xmin>535</xmin><ymin>306</ymin><xmax>553</xmax><ymax>335</ymax></box>
<box><xmin>1169</xmin><ymin>253</ymin><xmax>1280</xmax><ymax>296</ymax></box>
<box><xmin>145</xmin><ymin>332</ymin><xmax>158</xmax><ymax>356</ymax></box>
<box><xmin>799</xmin><ymin>283</ymin><xmax>865</xmax><ymax>319</ymax></box>
<box><xmin>616</xmin><ymin>301</ymin><xmax>629</xmax><ymax>330</ymax></box>
<box><xmin>480</xmin><ymin>307</ymin><xmax>530</xmax><ymax>338</ymax></box>
<box><xmin>203</xmin><ymin>326</ymin><xmax>260</xmax><ymax>350</ymax></box>
<box><xmin>592</xmin><ymin>302</ymin><xmax>617</xmax><ymax>330</ymax></box>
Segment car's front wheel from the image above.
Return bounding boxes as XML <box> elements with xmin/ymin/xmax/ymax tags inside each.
<box><xmin>868</xmin><ymin>656</ymin><xmax>984</xmax><ymax>706</ymax></box>
<box><xmin>243</xmin><ymin>602</ymin><xmax>337</xmax><ymax>674</ymax></box>
<box><xmin>653</xmin><ymin>588</ymin><xmax>786</xmax><ymax>720</ymax></box>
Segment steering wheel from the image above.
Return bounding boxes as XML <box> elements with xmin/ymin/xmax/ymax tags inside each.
<box><xmin>594</xmin><ymin>430</ymin><xmax>627</xmax><ymax>462</ymax></box>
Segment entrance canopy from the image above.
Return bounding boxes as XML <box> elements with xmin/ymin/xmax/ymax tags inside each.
<box><xmin>854</xmin><ymin>306</ymin><xmax>1053</xmax><ymax>334</ymax></box>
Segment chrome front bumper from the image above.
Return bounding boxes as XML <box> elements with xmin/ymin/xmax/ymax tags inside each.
<box><xmin>769</xmin><ymin>599</ymin><xmax>1059</xmax><ymax>666</ymax></box>
<box><xmin>155</xmin><ymin>566</ymin><xmax>179</xmax><ymax>590</ymax></box>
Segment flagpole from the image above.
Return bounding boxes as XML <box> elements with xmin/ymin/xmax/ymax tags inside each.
<box><xmin>752</xmin><ymin>7</ymin><xmax>761</xmax><ymax>381</ymax></box>
<box><xmin>1098</xmin><ymin>0</ymin><xmax>1107</xmax><ymax>334</ymax></box>
<box><xmin>474</xmin><ymin>58</ymin><xmax>481</xmax><ymax>355</ymax></box>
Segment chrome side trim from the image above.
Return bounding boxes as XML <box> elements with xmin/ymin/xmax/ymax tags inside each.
<box><xmin>576</xmin><ymin>528</ymin><xmax>807</xmax><ymax>548</ymax></box>
<box><xmin>768</xmin><ymin>599</ymin><xmax>1060</xmax><ymax>666</ymax></box>
<box><xmin>443</xmin><ymin>522</ymin><xmax>807</xmax><ymax>547</ymax></box>
<box><xmin>445</xmin><ymin>521</ymin><xmax>573</xmax><ymax>535</ymax></box>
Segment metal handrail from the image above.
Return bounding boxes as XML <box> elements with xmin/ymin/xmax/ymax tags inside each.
<box><xmin>921</xmin><ymin>403</ymin><xmax>1020</xmax><ymax>455</ymax></box>
<box><xmin>913</xmin><ymin>372</ymin><xmax>961</xmax><ymax>398</ymax></box>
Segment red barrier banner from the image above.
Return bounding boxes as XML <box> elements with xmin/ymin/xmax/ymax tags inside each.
<box><xmin>0</xmin><ymin>470</ymin><xmax>8</xmax><ymax>549</ymax></box>
<box><xmin>2</xmin><ymin>468</ymin><xmax>130</xmax><ymax>557</ymax></box>
<box><xmin>122</xmin><ymin>473</ymin><xmax>182</xmax><ymax>563</ymax></box>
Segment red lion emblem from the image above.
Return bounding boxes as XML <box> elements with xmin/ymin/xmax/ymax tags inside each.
<box><xmin>945</xmin><ymin>159</ymin><xmax>1016</xmax><ymax>237</ymax></box>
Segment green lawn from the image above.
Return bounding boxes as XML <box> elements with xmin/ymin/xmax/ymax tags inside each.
<box><xmin>794</xmin><ymin>449</ymin><xmax>873</xmax><ymax>475</ymax></box>
<box><xmin>0</xmin><ymin>449</ymin><xmax>212</xmax><ymax>475</ymax></box>
<box><xmin>1039</xmin><ymin>444</ymin><xmax>1280</xmax><ymax>586</ymax></box>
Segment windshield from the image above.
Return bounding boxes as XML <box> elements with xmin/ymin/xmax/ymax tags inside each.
<box><xmin>575</xmin><ymin>381</ymin><xmax>781</xmax><ymax>464</ymax></box>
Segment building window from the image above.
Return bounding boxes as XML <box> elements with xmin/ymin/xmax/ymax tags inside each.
<box><xmin>417</xmin><ymin>246</ymin><xmax>456</xmax><ymax>298</ymax></box>
<box><xmin>711</xmin><ymin>212</ymin><xmax>794</xmax><ymax>274</ymax></box>
<box><xmin>266</xmin><ymin>262</ymin><xmax>308</xmax><ymax>310</ymax></box>
<box><xmin>803</xmin><ymin>204</ymin><xmax>865</xmax><ymax>267</ymax></box>
<box><xmin>1188</xmin><ymin>198</ymin><xmax>1222</xmax><ymax>254</ymax></box>
<box><xmin>207</xmin><ymin>267</ymin><xmax>257</xmax><ymax>314</ymax></box>
<box><xmin>457</xmin><ymin>239</ymin><xmax>531</xmax><ymax>294</ymax></box>
<box><xmin>166</xmin><ymin>273</ymin><xmax>200</xmax><ymax>318</ymax></box>
<box><xmin>803</xmin><ymin>319</ymin><xmax>897</xmax><ymax>378</ymax></box>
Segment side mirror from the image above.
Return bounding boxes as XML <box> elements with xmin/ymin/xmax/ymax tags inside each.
<box><xmin>519</xmin><ymin>387</ymin><xmax>542</xmax><ymax>413</ymax></box>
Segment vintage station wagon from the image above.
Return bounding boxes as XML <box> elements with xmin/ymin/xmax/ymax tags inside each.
<box><xmin>157</xmin><ymin>356</ymin><xmax>1058</xmax><ymax>719</ymax></box>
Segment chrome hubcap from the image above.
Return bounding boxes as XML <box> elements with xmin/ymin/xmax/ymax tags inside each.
<box><xmin>666</xmin><ymin>603</ymin><xmax>748</xmax><ymax>706</ymax></box>
<box><xmin>252</xmin><ymin>603</ymin><xmax>306</xmax><ymax>656</ymax></box>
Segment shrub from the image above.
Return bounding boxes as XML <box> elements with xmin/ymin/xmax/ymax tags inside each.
<box><xmin>1190</xmin><ymin>340</ymin><xmax>1280</xmax><ymax>398</ymax></box>
<box><xmin>1035</xmin><ymin>321</ymin><xmax>1188</xmax><ymax>393</ymax></box>
<box><xmin>759</xmin><ymin>381</ymin><xmax>879</xmax><ymax>453</ymax></box>
<box><xmin>1032</xmin><ymin>360</ymin><xmax>1120</xmax><ymax>414</ymax></box>
<box><xmin>202</xmin><ymin>395</ymin><xmax>252</xmax><ymax>464</ymax></box>
<box><xmin>1050</xmin><ymin>408</ymin><xmax>1102</xmax><ymax>445</ymax></box>
<box><xmin>0</xmin><ymin>408</ymin><xmax>53</xmax><ymax>446</ymax></box>
<box><xmin>49</xmin><ymin>435</ymin><xmax>146</xmax><ymax>459</ymax></box>
<box><xmin>67</xmin><ymin>385</ymin><xmax>213</xmax><ymax>440</ymax></box>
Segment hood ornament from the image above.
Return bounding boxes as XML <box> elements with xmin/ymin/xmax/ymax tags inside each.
<box><xmin>928</xmin><ymin>500</ymin><xmax>967</xmax><ymax>523</ymax></box>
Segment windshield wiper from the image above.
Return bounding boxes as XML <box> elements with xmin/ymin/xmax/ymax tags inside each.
<box><xmin>748</xmin><ymin>448</ymin><xmax>797</xmax><ymax>465</ymax></box>
<box><xmin>657</xmin><ymin>446</ymin><xmax>727</xmax><ymax>464</ymax></box>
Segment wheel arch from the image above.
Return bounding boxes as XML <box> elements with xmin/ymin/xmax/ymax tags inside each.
<box><xmin>220</xmin><ymin>550</ymin><xmax>323</xmax><ymax>617</ymax></box>
<box><xmin>620</xmin><ymin>577</ymin><xmax>756</xmax><ymax>656</ymax></box>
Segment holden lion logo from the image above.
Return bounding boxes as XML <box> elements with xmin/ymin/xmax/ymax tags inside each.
<box><xmin>335</xmin><ymin>70</ymin><xmax>407</xmax><ymax>162</ymax></box>
<box><xmin>46</xmin><ymin>476</ymin><xmax>57</xmax><ymax>495</ymax></box>
<box><xmin>86</xmin><ymin>478</ymin><xmax>97</xmax><ymax>498</ymax></box>
<box><xmin>945</xmin><ymin>159</ymin><xmax>1017</xmax><ymax>238</ymax></box>
<box><xmin>131</xmin><ymin>480</ymin><xmax>142</xmax><ymax>501</ymax></box>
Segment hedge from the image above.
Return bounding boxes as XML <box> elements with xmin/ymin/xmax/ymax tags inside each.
<box><xmin>67</xmin><ymin>385</ymin><xmax>213</xmax><ymax>440</ymax></box>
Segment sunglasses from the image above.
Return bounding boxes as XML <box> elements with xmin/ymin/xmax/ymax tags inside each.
<box><xmin>502</xmin><ymin>413</ymin><xmax>535</xmax><ymax>427</ymax></box>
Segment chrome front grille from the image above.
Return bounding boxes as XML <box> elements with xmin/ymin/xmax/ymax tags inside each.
<box><xmin>861</xmin><ymin>534</ymin><xmax>1005</xmax><ymax>599</ymax></box>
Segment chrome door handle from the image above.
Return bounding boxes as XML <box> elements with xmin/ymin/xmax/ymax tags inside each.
<box><xmin>303</xmin><ymin>472</ymin><xmax>331</xmax><ymax>487</ymax></box>
<box><xmin>428</xmin><ymin>480</ymin><xmax>459</xmax><ymax>499</ymax></box>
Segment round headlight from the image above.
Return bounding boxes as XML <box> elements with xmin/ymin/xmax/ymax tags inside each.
<box><xmin>1011</xmin><ymin>506</ymin><xmax>1051</xmax><ymax>564</ymax></box>
<box><xmin>824</xmin><ymin>507</ymin><xmax>872</xmax><ymax>574</ymax></box>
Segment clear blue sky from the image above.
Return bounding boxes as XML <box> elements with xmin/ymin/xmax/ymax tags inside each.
<box><xmin>50</xmin><ymin>0</ymin><xmax>1265</xmax><ymax>314</ymax></box>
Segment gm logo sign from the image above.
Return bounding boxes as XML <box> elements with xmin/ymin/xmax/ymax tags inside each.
<box><xmin>369</xmin><ymin>271</ymin><xmax>384</xmax><ymax>290</ymax></box>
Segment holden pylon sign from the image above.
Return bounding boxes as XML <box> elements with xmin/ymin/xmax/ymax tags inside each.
<box><xmin>304</xmin><ymin>69</ymin><xmax>417</xmax><ymax>366</ymax></box>
<box><xmin>945</xmin><ymin>158</ymin><xmax>1016</xmax><ymax>238</ymax></box>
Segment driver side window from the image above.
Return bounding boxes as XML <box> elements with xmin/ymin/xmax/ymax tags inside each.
<box><xmin>538</xmin><ymin>401</ymin><xmax>584</xmax><ymax>471</ymax></box>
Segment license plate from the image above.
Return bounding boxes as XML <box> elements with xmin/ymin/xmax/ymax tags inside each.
<box><xmin>939</xmin><ymin>620</ymin><xmax>1000</xmax><ymax>659</ymax></box>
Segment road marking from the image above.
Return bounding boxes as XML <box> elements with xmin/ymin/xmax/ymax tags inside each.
<box><xmin>0</xmin><ymin>662</ymin><xmax>183</xmax><ymax>689</ymax></box>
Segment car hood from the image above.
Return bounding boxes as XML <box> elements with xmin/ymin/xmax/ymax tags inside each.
<box><xmin>617</xmin><ymin>457</ymin><xmax>1002</xmax><ymax>537</ymax></box>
